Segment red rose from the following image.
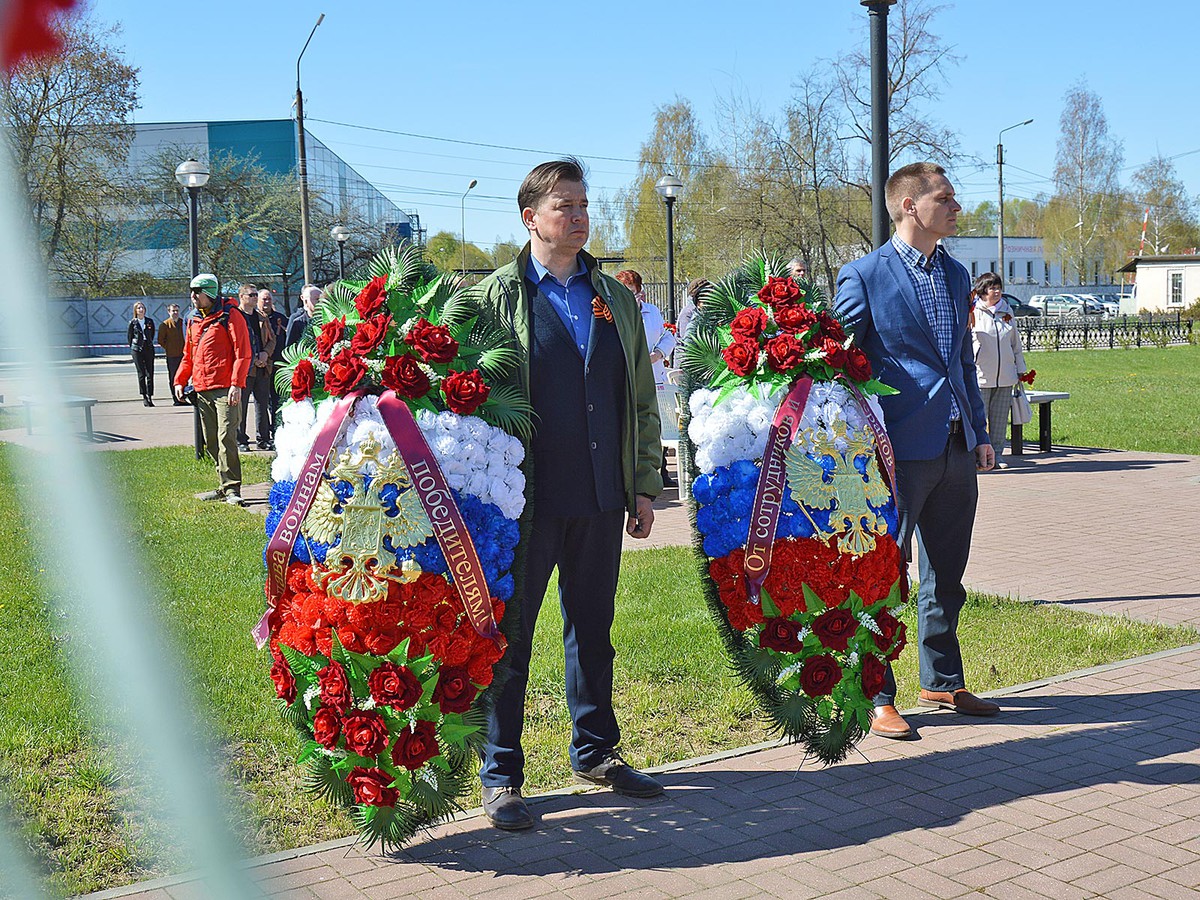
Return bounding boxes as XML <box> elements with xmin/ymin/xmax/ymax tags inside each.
<box><xmin>800</xmin><ymin>654</ymin><xmax>843</xmax><ymax>697</ymax></box>
<box><xmin>812</xmin><ymin>608</ymin><xmax>858</xmax><ymax>652</ymax></box>
<box><xmin>341</xmin><ymin>709</ymin><xmax>389</xmax><ymax>758</ymax></box>
<box><xmin>391</xmin><ymin>719</ymin><xmax>440</xmax><ymax>770</ymax></box>
<box><xmin>722</xmin><ymin>339</ymin><xmax>760</xmax><ymax>376</ymax></box>
<box><xmin>381</xmin><ymin>353</ymin><xmax>431</xmax><ymax>399</ymax></box>
<box><xmin>368</xmin><ymin>661</ymin><xmax>422</xmax><ymax>711</ymax></box>
<box><xmin>269</xmin><ymin>659</ymin><xmax>295</xmax><ymax>704</ymax></box>
<box><xmin>350</xmin><ymin>314</ymin><xmax>392</xmax><ymax>356</ymax></box>
<box><xmin>346</xmin><ymin>766</ymin><xmax>397</xmax><ymax>807</ymax></box>
<box><xmin>773</xmin><ymin>302</ymin><xmax>817</xmax><ymax>335</ymax></box>
<box><xmin>818</xmin><ymin>312</ymin><xmax>847</xmax><ymax>342</ymax></box>
<box><xmin>873</xmin><ymin>609</ymin><xmax>907</xmax><ymax>661</ymax></box>
<box><xmin>323</xmin><ymin>349</ymin><xmax>368</xmax><ymax>397</ymax></box>
<box><xmin>432</xmin><ymin>665</ymin><xmax>477</xmax><ymax>713</ymax></box>
<box><xmin>820</xmin><ymin>336</ymin><xmax>848</xmax><ymax>370</ymax></box>
<box><xmin>442</xmin><ymin>369</ymin><xmax>491</xmax><ymax>416</ymax></box>
<box><xmin>759</xmin><ymin>617</ymin><xmax>803</xmax><ymax>652</ymax></box>
<box><xmin>315</xmin><ymin>316</ymin><xmax>346</xmax><ymax>362</ymax></box>
<box><xmin>317</xmin><ymin>661</ymin><xmax>353</xmax><ymax>713</ymax></box>
<box><xmin>290</xmin><ymin>358</ymin><xmax>315</xmax><ymax>402</ymax></box>
<box><xmin>757</xmin><ymin>276</ymin><xmax>801</xmax><ymax>308</ymax></box>
<box><xmin>312</xmin><ymin>707</ymin><xmax>341</xmax><ymax>749</ymax></box>
<box><xmin>845</xmin><ymin>346</ymin><xmax>872</xmax><ymax>382</ymax></box>
<box><xmin>354</xmin><ymin>276</ymin><xmax>389</xmax><ymax>319</ymax></box>
<box><xmin>405</xmin><ymin>318</ymin><xmax>459</xmax><ymax>365</ymax></box>
<box><xmin>730</xmin><ymin>307</ymin><xmax>768</xmax><ymax>341</ymax></box>
<box><xmin>764</xmin><ymin>333</ymin><xmax>806</xmax><ymax>373</ymax></box>
<box><xmin>861</xmin><ymin>653</ymin><xmax>887</xmax><ymax>699</ymax></box>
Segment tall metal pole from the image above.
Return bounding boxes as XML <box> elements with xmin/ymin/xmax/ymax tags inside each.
<box><xmin>665</xmin><ymin>196</ymin><xmax>677</xmax><ymax>322</ymax></box>
<box><xmin>187</xmin><ymin>187</ymin><xmax>200</xmax><ymax>279</ymax></box>
<box><xmin>296</xmin><ymin>14</ymin><xmax>324</xmax><ymax>288</ymax></box>
<box><xmin>460</xmin><ymin>179</ymin><xmax>477</xmax><ymax>274</ymax></box>
<box><xmin>998</xmin><ymin>118</ymin><xmax>1033</xmax><ymax>281</ymax></box>
<box><xmin>862</xmin><ymin>0</ymin><xmax>895</xmax><ymax>250</ymax></box>
<box><xmin>337</xmin><ymin>242</ymin><xmax>345</xmax><ymax>280</ymax></box>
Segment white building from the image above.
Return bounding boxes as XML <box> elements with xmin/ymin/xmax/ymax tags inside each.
<box><xmin>939</xmin><ymin>235</ymin><xmax>1063</xmax><ymax>288</ymax></box>
<box><xmin>1116</xmin><ymin>255</ymin><xmax>1200</xmax><ymax>312</ymax></box>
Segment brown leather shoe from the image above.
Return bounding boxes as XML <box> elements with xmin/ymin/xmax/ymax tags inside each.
<box><xmin>870</xmin><ymin>704</ymin><xmax>913</xmax><ymax>739</ymax></box>
<box><xmin>918</xmin><ymin>689</ymin><xmax>1000</xmax><ymax>716</ymax></box>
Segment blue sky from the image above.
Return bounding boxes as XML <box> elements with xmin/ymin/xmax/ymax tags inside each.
<box><xmin>92</xmin><ymin>0</ymin><xmax>1198</xmax><ymax>251</ymax></box>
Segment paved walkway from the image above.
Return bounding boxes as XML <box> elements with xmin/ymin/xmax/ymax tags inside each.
<box><xmin>9</xmin><ymin>360</ymin><xmax>1200</xmax><ymax>899</ymax></box>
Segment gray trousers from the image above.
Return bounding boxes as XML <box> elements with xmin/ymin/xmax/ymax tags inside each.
<box><xmin>876</xmin><ymin>431</ymin><xmax>978</xmax><ymax>706</ymax></box>
<box><xmin>196</xmin><ymin>387</ymin><xmax>242</xmax><ymax>495</ymax></box>
<box><xmin>979</xmin><ymin>386</ymin><xmax>1012</xmax><ymax>458</ymax></box>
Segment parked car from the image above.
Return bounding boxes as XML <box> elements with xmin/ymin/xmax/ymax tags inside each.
<box><xmin>1002</xmin><ymin>293</ymin><xmax>1041</xmax><ymax>317</ymax></box>
<box><xmin>1029</xmin><ymin>294</ymin><xmax>1084</xmax><ymax>316</ymax></box>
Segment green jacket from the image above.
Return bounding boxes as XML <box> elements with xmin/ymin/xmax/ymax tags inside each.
<box><xmin>476</xmin><ymin>243</ymin><xmax>662</xmax><ymax>514</ymax></box>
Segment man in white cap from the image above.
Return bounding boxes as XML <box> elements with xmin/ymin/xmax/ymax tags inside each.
<box><xmin>175</xmin><ymin>274</ymin><xmax>253</xmax><ymax>505</ymax></box>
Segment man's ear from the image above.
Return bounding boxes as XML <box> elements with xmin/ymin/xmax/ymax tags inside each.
<box><xmin>521</xmin><ymin>206</ymin><xmax>536</xmax><ymax>233</ymax></box>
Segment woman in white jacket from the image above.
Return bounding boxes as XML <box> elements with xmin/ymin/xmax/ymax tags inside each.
<box><xmin>970</xmin><ymin>273</ymin><xmax>1027</xmax><ymax>468</ymax></box>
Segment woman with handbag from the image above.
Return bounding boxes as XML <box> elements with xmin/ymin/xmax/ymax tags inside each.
<box><xmin>969</xmin><ymin>273</ymin><xmax>1028</xmax><ymax>468</ymax></box>
<box><xmin>127</xmin><ymin>301</ymin><xmax>157</xmax><ymax>407</ymax></box>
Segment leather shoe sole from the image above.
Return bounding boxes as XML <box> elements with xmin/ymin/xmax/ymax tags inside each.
<box><xmin>870</xmin><ymin>705</ymin><xmax>913</xmax><ymax>740</ymax></box>
<box><xmin>574</xmin><ymin>766</ymin><xmax>664</xmax><ymax>798</ymax></box>
<box><xmin>918</xmin><ymin>689</ymin><xmax>1000</xmax><ymax>716</ymax></box>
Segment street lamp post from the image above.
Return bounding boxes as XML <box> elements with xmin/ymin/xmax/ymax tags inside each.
<box><xmin>460</xmin><ymin>179</ymin><xmax>477</xmax><ymax>273</ymax></box>
<box><xmin>175</xmin><ymin>158</ymin><xmax>210</xmax><ymax>462</ymax></box>
<box><xmin>296</xmin><ymin>13</ymin><xmax>325</xmax><ymax>287</ymax></box>
<box><xmin>655</xmin><ymin>174</ymin><xmax>684</xmax><ymax>321</ymax></box>
<box><xmin>997</xmin><ymin>118</ymin><xmax>1033</xmax><ymax>281</ymax></box>
<box><xmin>330</xmin><ymin>225</ymin><xmax>350</xmax><ymax>279</ymax></box>
<box><xmin>861</xmin><ymin>0</ymin><xmax>896</xmax><ymax>250</ymax></box>
<box><xmin>175</xmin><ymin>159</ymin><xmax>210</xmax><ymax>278</ymax></box>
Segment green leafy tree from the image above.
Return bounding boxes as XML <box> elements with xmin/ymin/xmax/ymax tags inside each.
<box><xmin>425</xmin><ymin>231</ymin><xmax>492</xmax><ymax>273</ymax></box>
<box><xmin>2</xmin><ymin>16</ymin><xmax>139</xmax><ymax>279</ymax></box>
<box><xmin>1130</xmin><ymin>154</ymin><xmax>1200</xmax><ymax>255</ymax></box>
<box><xmin>1046</xmin><ymin>80</ymin><xmax>1123</xmax><ymax>283</ymax></box>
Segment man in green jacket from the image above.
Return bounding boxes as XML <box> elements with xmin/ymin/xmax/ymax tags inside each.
<box><xmin>475</xmin><ymin>158</ymin><xmax>663</xmax><ymax>830</ymax></box>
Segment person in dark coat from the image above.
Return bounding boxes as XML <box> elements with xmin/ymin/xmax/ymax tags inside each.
<box><xmin>127</xmin><ymin>301</ymin><xmax>157</xmax><ymax>406</ymax></box>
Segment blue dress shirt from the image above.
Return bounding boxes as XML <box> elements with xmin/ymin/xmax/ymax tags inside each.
<box><xmin>527</xmin><ymin>254</ymin><xmax>594</xmax><ymax>357</ymax></box>
<box><xmin>891</xmin><ymin>235</ymin><xmax>962</xmax><ymax>421</ymax></box>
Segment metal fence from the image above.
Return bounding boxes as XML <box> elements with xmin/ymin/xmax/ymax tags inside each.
<box><xmin>1018</xmin><ymin>313</ymin><xmax>1194</xmax><ymax>351</ymax></box>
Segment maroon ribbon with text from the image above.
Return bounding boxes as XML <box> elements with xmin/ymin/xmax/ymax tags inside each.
<box><xmin>743</xmin><ymin>375</ymin><xmax>815</xmax><ymax>603</ymax></box>
<box><xmin>376</xmin><ymin>391</ymin><xmax>505</xmax><ymax>649</ymax></box>
<box><xmin>254</xmin><ymin>391</ymin><xmax>361</xmax><ymax>648</ymax></box>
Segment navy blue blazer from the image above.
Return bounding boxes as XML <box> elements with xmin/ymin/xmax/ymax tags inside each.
<box><xmin>834</xmin><ymin>240</ymin><xmax>989</xmax><ymax>461</ymax></box>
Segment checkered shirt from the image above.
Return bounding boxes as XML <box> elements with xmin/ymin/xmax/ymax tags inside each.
<box><xmin>891</xmin><ymin>235</ymin><xmax>961</xmax><ymax>421</ymax></box>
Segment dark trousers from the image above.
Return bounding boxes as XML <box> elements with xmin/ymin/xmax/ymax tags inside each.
<box><xmin>480</xmin><ymin>508</ymin><xmax>625</xmax><ymax>788</ymax></box>
<box><xmin>238</xmin><ymin>367</ymin><xmax>272</xmax><ymax>445</ymax></box>
<box><xmin>876</xmin><ymin>431</ymin><xmax>979</xmax><ymax>706</ymax></box>
<box><xmin>132</xmin><ymin>348</ymin><xmax>155</xmax><ymax>398</ymax></box>
<box><xmin>165</xmin><ymin>355</ymin><xmax>182</xmax><ymax>398</ymax></box>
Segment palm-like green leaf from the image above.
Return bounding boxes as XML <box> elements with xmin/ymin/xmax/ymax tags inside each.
<box><xmin>275</xmin><ymin>337</ymin><xmax>315</xmax><ymax>397</ymax></box>
<box><xmin>681</xmin><ymin>327</ymin><xmax>726</xmax><ymax>384</ymax></box>
<box><xmin>304</xmin><ymin>754</ymin><xmax>354</xmax><ymax>807</ymax></box>
<box><xmin>475</xmin><ymin>345</ymin><xmax>521</xmax><ymax>382</ymax></box>
<box><xmin>477</xmin><ymin>383</ymin><xmax>534</xmax><ymax>443</ymax></box>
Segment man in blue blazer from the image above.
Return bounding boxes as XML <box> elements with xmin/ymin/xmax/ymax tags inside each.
<box><xmin>834</xmin><ymin>162</ymin><xmax>998</xmax><ymax>740</ymax></box>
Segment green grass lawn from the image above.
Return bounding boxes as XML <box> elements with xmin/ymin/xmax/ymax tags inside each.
<box><xmin>1022</xmin><ymin>344</ymin><xmax>1200</xmax><ymax>454</ymax></box>
<box><xmin>0</xmin><ymin>443</ymin><xmax>1196</xmax><ymax>895</ymax></box>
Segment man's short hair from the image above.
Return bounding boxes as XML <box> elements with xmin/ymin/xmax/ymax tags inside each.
<box><xmin>517</xmin><ymin>157</ymin><xmax>588</xmax><ymax>215</ymax></box>
<box><xmin>885</xmin><ymin>162</ymin><xmax>947</xmax><ymax>224</ymax></box>
<box><xmin>301</xmin><ymin>284</ymin><xmax>322</xmax><ymax>304</ymax></box>
<box><xmin>257</xmin><ymin>288</ymin><xmax>272</xmax><ymax>299</ymax></box>
<box><xmin>238</xmin><ymin>283</ymin><xmax>258</xmax><ymax>297</ymax></box>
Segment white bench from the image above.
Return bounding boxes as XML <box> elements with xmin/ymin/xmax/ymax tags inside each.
<box><xmin>20</xmin><ymin>394</ymin><xmax>99</xmax><ymax>440</ymax></box>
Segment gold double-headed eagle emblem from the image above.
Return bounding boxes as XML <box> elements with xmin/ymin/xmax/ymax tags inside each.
<box><xmin>784</xmin><ymin>419</ymin><xmax>891</xmax><ymax>555</ymax></box>
<box><xmin>302</xmin><ymin>433</ymin><xmax>433</xmax><ymax>604</ymax></box>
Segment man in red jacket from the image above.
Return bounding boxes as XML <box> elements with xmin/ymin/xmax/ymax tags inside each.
<box><xmin>175</xmin><ymin>274</ymin><xmax>253</xmax><ymax>505</ymax></box>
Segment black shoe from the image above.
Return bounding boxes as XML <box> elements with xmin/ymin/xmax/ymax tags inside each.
<box><xmin>146</xmin><ymin>397</ymin><xmax>155</xmax><ymax>407</ymax></box>
<box><xmin>574</xmin><ymin>751</ymin><xmax>663</xmax><ymax>798</ymax></box>
<box><xmin>142</xmin><ymin>397</ymin><xmax>151</xmax><ymax>407</ymax></box>
<box><xmin>257</xmin><ymin>441</ymin><xmax>274</xmax><ymax>451</ymax></box>
<box><xmin>661</xmin><ymin>473</ymin><xmax>676</xmax><ymax>488</ymax></box>
<box><xmin>481</xmin><ymin>786</ymin><xmax>534</xmax><ymax>831</ymax></box>
<box><xmin>237</xmin><ymin>442</ymin><xmax>250</xmax><ymax>453</ymax></box>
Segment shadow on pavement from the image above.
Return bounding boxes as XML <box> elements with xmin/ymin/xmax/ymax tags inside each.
<box><xmin>385</xmin><ymin>689</ymin><xmax>1198</xmax><ymax>876</ymax></box>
